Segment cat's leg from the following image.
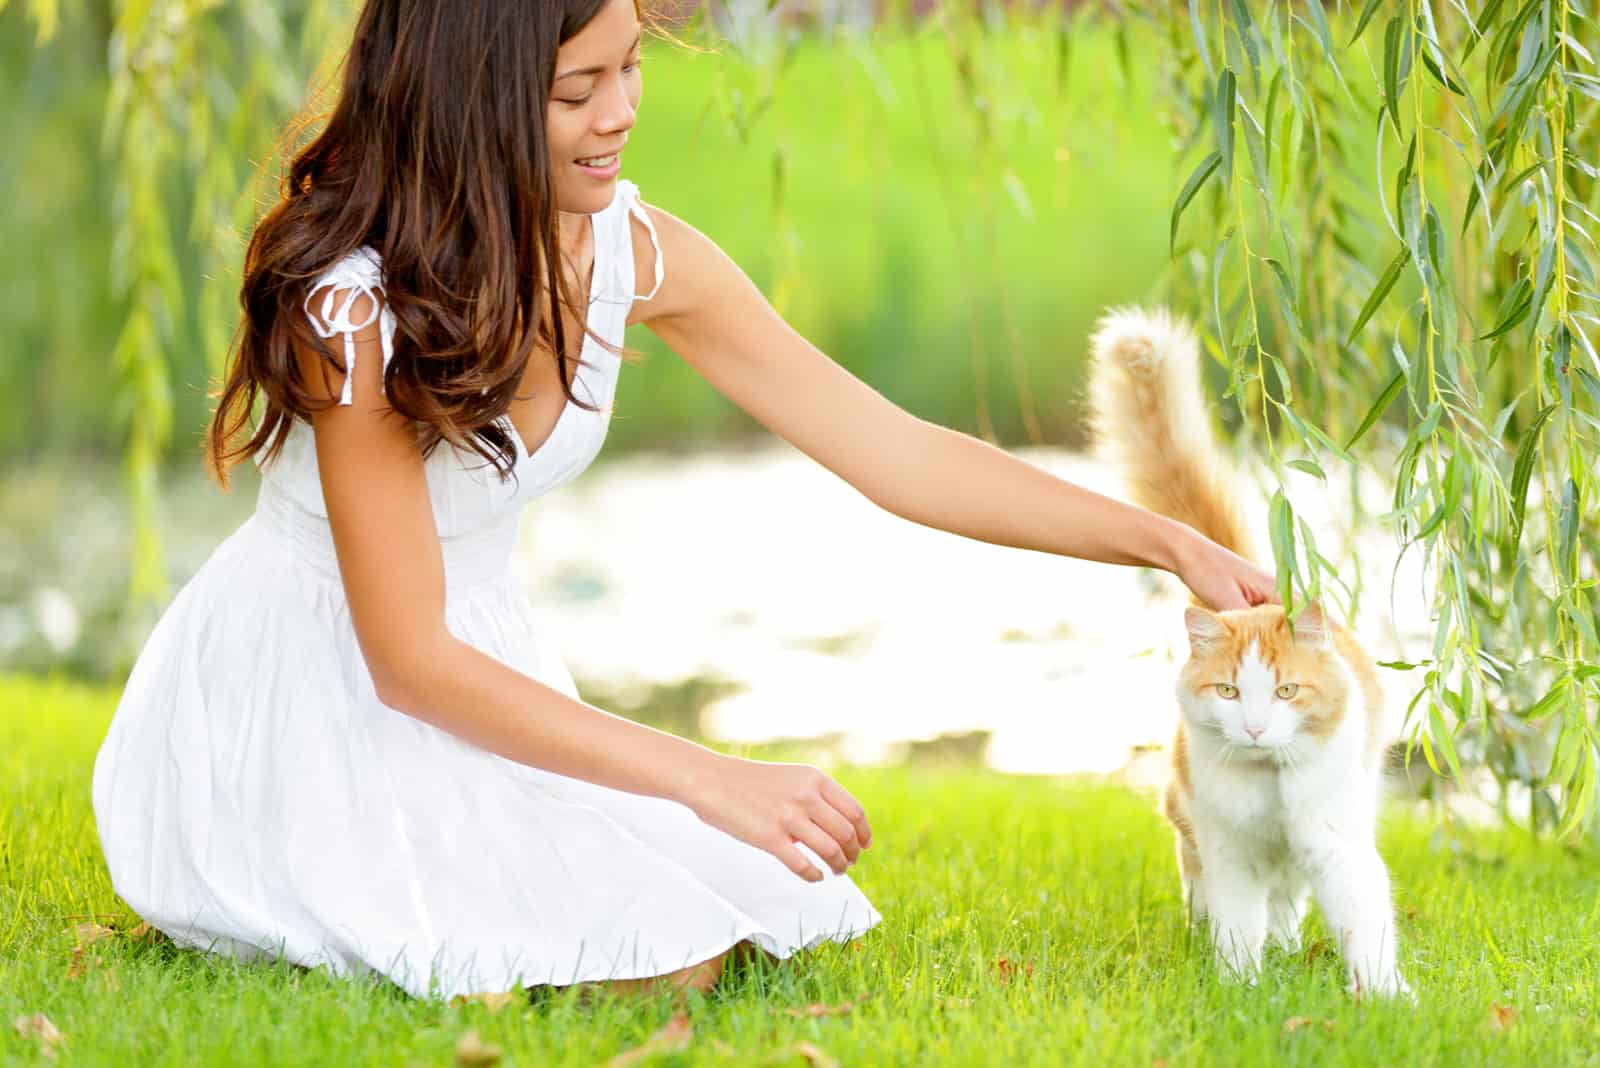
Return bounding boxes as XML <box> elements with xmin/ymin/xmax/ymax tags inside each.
<box><xmin>1288</xmin><ymin>822</ymin><xmax>1410</xmax><ymax>998</ymax></box>
<box><xmin>1195</xmin><ymin>842</ymin><xmax>1269</xmax><ymax>983</ymax></box>
<box><xmin>1266</xmin><ymin>874</ymin><xmax>1308</xmax><ymax>953</ymax></box>
<box><xmin>1182</xmin><ymin>871</ymin><xmax>1209</xmax><ymax>928</ymax></box>
<box><xmin>1176</xmin><ymin>834</ymin><xmax>1208</xmax><ymax>927</ymax></box>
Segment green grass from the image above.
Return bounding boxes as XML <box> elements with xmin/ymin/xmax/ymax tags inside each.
<box><xmin>4</xmin><ymin>671</ymin><xmax>1599</xmax><ymax>1066</ymax></box>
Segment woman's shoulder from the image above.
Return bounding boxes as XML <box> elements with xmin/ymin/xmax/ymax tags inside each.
<box><xmin>615</xmin><ymin>188</ymin><xmax>742</xmax><ymax>326</ymax></box>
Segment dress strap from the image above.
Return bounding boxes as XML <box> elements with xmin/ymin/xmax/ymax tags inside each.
<box><xmin>615</xmin><ymin>179</ymin><xmax>664</xmax><ymax>302</ymax></box>
<box><xmin>303</xmin><ymin>247</ymin><xmax>396</xmax><ymax>406</ymax></box>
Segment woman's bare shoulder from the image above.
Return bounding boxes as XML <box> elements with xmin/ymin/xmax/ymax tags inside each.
<box><xmin>624</xmin><ymin>197</ymin><xmax>748</xmax><ymax>328</ymax></box>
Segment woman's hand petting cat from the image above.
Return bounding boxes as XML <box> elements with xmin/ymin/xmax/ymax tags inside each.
<box><xmin>685</xmin><ymin>753</ymin><xmax>872</xmax><ymax>882</ymax></box>
<box><xmin>1172</xmin><ymin>529</ymin><xmax>1280</xmax><ymax>611</ymax></box>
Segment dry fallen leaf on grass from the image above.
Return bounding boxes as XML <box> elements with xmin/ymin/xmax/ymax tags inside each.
<box><xmin>1301</xmin><ymin>938</ymin><xmax>1334</xmax><ymax>963</ymax></box>
<box><xmin>601</xmin><ymin>1011</ymin><xmax>692</xmax><ymax>1068</ymax></box>
<box><xmin>66</xmin><ymin>920</ymin><xmax>164</xmax><ymax>980</ymax></box>
<box><xmin>453</xmin><ymin>1029</ymin><xmax>502</xmax><ymax>1067</ymax></box>
<box><xmin>783</xmin><ymin>995</ymin><xmax>870</xmax><ymax>1019</ymax></box>
<box><xmin>71</xmin><ymin>923</ymin><xmax>118</xmax><ymax>947</ymax></box>
<box><xmin>12</xmin><ymin>1014</ymin><xmax>66</xmax><ymax>1060</ymax></box>
<box><xmin>782</xmin><ymin>1041</ymin><xmax>840</xmax><ymax>1068</ymax></box>
<box><xmin>1491</xmin><ymin>1003</ymin><xmax>1518</xmax><ymax>1031</ymax></box>
<box><xmin>449</xmin><ymin>991</ymin><xmax>522</xmax><ymax>1014</ymax></box>
<box><xmin>994</xmin><ymin>957</ymin><xmax>1034</xmax><ymax>985</ymax></box>
<box><xmin>1283</xmin><ymin>1016</ymin><xmax>1336</xmax><ymax>1035</ymax></box>
<box><xmin>66</xmin><ymin>924</ymin><xmax>118</xmax><ymax>981</ymax></box>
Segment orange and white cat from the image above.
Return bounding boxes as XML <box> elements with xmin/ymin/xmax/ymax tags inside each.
<box><xmin>1086</xmin><ymin>307</ymin><xmax>1410</xmax><ymax>999</ymax></box>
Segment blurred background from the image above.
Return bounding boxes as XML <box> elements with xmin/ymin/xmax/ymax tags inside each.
<box><xmin>4</xmin><ymin>0</ymin><xmax>1596</xmax><ymax>824</ymax></box>
<box><xmin>3</xmin><ymin>0</ymin><xmax>1219</xmax><ymax>781</ymax></box>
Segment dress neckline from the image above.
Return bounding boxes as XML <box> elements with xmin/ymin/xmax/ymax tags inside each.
<box><xmin>501</xmin><ymin>210</ymin><xmax>604</xmax><ymax>461</ymax></box>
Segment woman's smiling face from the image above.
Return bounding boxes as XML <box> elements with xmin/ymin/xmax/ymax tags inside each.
<box><xmin>546</xmin><ymin>0</ymin><xmax>643</xmax><ymax>215</ymax></box>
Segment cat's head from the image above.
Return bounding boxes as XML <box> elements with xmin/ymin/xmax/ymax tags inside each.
<box><xmin>1175</xmin><ymin>603</ymin><xmax>1352</xmax><ymax>758</ymax></box>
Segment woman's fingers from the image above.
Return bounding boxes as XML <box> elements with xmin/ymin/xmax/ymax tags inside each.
<box><xmin>787</xmin><ymin>815</ymin><xmax>851</xmax><ymax>876</ymax></box>
<box><xmin>773</xmin><ymin>839</ymin><xmax>824</xmax><ymax>882</ymax></box>
<box><xmin>819</xmin><ymin>777</ymin><xmax>872</xmax><ymax>849</ymax></box>
<box><xmin>807</xmin><ymin>798</ymin><xmax>861</xmax><ymax>865</ymax></box>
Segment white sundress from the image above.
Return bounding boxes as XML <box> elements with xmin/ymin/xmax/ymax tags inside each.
<box><xmin>90</xmin><ymin>179</ymin><xmax>881</xmax><ymax>1000</ymax></box>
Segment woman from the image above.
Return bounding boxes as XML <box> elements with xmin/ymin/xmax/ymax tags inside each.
<box><xmin>92</xmin><ymin>0</ymin><xmax>1276</xmax><ymax>1002</ymax></box>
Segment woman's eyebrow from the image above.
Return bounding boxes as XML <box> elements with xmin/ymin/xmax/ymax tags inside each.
<box><xmin>555</xmin><ymin>30</ymin><xmax>642</xmax><ymax>81</ymax></box>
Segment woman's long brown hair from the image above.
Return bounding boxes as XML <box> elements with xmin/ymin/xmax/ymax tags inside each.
<box><xmin>206</xmin><ymin>0</ymin><xmax>631</xmax><ymax>487</ymax></box>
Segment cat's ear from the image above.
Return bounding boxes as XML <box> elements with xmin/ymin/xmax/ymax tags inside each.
<box><xmin>1290</xmin><ymin>601</ymin><xmax>1329</xmax><ymax>646</ymax></box>
<box><xmin>1184</xmin><ymin>606</ymin><xmax>1229</xmax><ymax>653</ymax></box>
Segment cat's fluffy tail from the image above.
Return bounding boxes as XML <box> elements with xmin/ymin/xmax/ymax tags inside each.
<box><xmin>1085</xmin><ymin>306</ymin><xmax>1257</xmax><ymax>562</ymax></box>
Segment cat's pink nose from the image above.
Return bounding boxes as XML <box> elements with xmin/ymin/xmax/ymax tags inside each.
<box><xmin>1245</xmin><ymin>726</ymin><xmax>1265</xmax><ymax>741</ymax></box>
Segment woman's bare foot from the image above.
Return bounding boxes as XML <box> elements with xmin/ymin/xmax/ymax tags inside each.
<box><xmin>595</xmin><ymin>949</ymin><xmax>729</xmax><ymax>998</ymax></box>
<box><xmin>526</xmin><ymin>939</ymin><xmax>783</xmax><ymax>1003</ymax></box>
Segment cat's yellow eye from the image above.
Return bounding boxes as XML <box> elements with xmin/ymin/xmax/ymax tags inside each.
<box><xmin>1275</xmin><ymin>683</ymin><xmax>1300</xmax><ymax>700</ymax></box>
<box><xmin>1215</xmin><ymin>683</ymin><xmax>1239</xmax><ymax>699</ymax></box>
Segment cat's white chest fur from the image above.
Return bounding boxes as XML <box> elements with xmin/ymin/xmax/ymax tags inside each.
<box><xmin>1190</xmin><ymin>760</ymin><xmax>1283</xmax><ymax>841</ymax></box>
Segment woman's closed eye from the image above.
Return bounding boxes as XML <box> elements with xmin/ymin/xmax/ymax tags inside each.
<box><xmin>556</xmin><ymin>57</ymin><xmax>641</xmax><ymax>107</ymax></box>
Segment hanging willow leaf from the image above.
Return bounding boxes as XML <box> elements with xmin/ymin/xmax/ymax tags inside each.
<box><xmin>1228</xmin><ymin>0</ymin><xmax>1261</xmax><ymax>84</ymax></box>
<box><xmin>1428</xmin><ymin>699</ymin><xmax>1466</xmax><ymax>782</ymax></box>
<box><xmin>1460</xmin><ymin>152</ymin><xmax>1497</xmax><ymax>237</ymax></box>
<box><xmin>1188</xmin><ymin>0</ymin><xmax>1214</xmax><ymax>79</ymax></box>
<box><xmin>1419</xmin><ymin>46</ymin><xmax>1466</xmax><ymax>95</ymax></box>
<box><xmin>1269</xmin><ymin>490</ymin><xmax>1297</xmax><ymax>608</ymax></box>
<box><xmin>1509</xmin><ymin>405</ymin><xmax>1557</xmax><ymax>550</ymax></box>
<box><xmin>1349</xmin><ymin>0</ymin><xmax>1388</xmax><ymax>44</ymax></box>
<box><xmin>1345</xmin><ymin>370</ymin><xmax>1406</xmax><ymax>449</ymax></box>
<box><xmin>1382</xmin><ymin>16</ymin><xmax>1407</xmax><ymax>131</ymax></box>
<box><xmin>1345</xmin><ymin>247</ymin><xmax>1413</xmax><ymax>346</ymax></box>
<box><xmin>1215</xmin><ymin>68</ymin><xmax>1236</xmax><ymax>183</ymax></box>
<box><xmin>1300</xmin><ymin>0</ymin><xmax>1353</xmax><ymax>100</ymax></box>
<box><xmin>1522</xmin><ymin>675</ymin><xmax>1571</xmax><ymax>720</ymax></box>
<box><xmin>1171</xmin><ymin>151</ymin><xmax>1222</xmax><ymax>256</ymax></box>
<box><xmin>1557</xmin><ymin>477</ymin><xmax>1580</xmax><ymax>580</ymax></box>
<box><xmin>1463</xmin><ymin>0</ymin><xmax>1508</xmax><ymax>60</ymax></box>
<box><xmin>1478</xmin><ymin>277</ymin><xmax>1534</xmax><ymax>339</ymax></box>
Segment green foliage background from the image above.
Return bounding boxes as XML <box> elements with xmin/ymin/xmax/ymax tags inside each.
<box><xmin>1155</xmin><ymin>1</ymin><xmax>1600</xmax><ymax>835</ymax></box>
<box><xmin>4</xmin><ymin>0</ymin><xmax>1599</xmax><ymax>836</ymax></box>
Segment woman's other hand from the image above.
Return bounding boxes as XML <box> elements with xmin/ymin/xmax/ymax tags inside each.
<box><xmin>685</xmin><ymin>755</ymin><xmax>872</xmax><ymax>882</ymax></box>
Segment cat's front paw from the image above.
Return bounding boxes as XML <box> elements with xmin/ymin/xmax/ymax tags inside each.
<box><xmin>1219</xmin><ymin>965</ymin><xmax>1260</xmax><ymax>988</ymax></box>
<box><xmin>1267</xmin><ymin>926</ymin><xmax>1302</xmax><ymax>953</ymax></box>
<box><xmin>1214</xmin><ymin>948</ymin><xmax>1261</xmax><ymax>987</ymax></box>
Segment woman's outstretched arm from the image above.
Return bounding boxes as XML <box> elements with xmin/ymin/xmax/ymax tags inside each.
<box><xmin>631</xmin><ymin>205</ymin><xmax>1276</xmax><ymax>611</ymax></box>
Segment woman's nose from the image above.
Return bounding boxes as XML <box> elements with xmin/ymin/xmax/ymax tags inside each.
<box><xmin>595</xmin><ymin>79</ymin><xmax>636</xmax><ymax>136</ymax></box>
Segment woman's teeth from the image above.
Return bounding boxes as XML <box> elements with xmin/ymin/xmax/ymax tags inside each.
<box><xmin>577</xmin><ymin>154</ymin><xmax>617</xmax><ymax>167</ymax></box>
